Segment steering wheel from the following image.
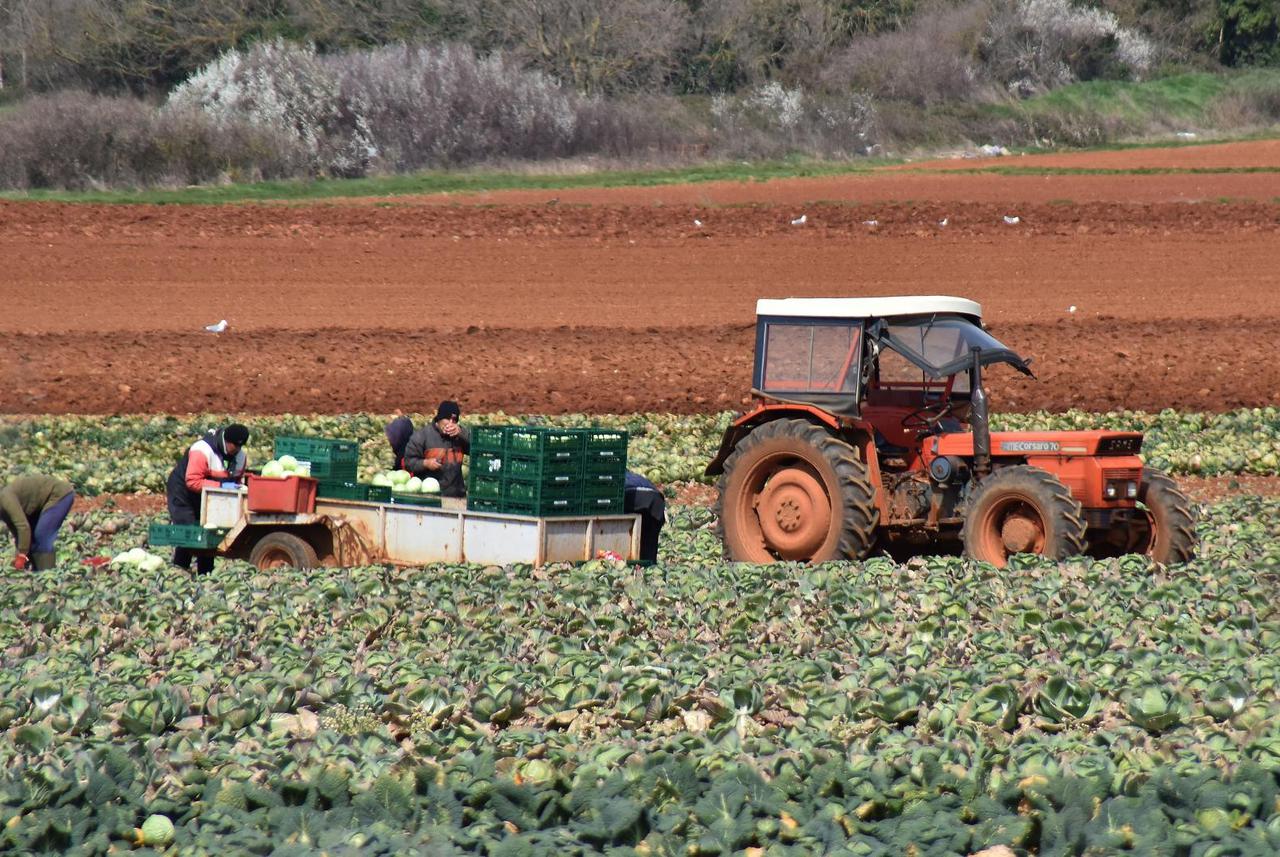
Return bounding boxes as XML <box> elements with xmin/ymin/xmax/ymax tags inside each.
<box><xmin>901</xmin><ymin>400</ymin><xmax>954</xmax><ymax>430</ymax></box>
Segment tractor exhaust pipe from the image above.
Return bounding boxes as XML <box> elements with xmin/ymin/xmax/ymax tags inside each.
<box><xmin>970</xmin><ymin>346</ymin><xmax>992</xmax><ymax>479</ymax></box>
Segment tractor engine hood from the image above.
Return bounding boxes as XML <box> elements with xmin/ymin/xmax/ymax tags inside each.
<box><xmin>931</xmin><ymin>430</ymin><xmax>1144</xmax><ymax>458</ymax></box>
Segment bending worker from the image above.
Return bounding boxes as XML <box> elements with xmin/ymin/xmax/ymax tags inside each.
<box><xmin>404</xmin><ymin>400</ymin><xmax>470</xmax><ymax>497</ymax></box>
<box><xmin>166</xmin><ymin>423</ymin><xmax>250</xmax><ymax>574</ymax></box>
<box><xmin>1</xmin><ymin>473</ymin><xmax>76</xmax><ymax>570</ymax></box>
<box><xmin>624</xmin><ymin>471</ymin><xmax>666</xmax><ymax>564</ymax></box>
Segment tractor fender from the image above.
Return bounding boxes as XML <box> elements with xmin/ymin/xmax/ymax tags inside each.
<box><xmin>704</xmin><ymin>403</ymin><xmax>880</xmax><ymax>479</ymax></box>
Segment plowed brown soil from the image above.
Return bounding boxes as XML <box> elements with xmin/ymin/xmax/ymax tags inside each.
<box><xmin>2</xmin><ymin>139</ymin><xmax>1278</xmax><ymax>416</ymax></box>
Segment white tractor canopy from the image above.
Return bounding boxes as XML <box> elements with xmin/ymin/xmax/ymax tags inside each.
<box><xmin>752</xmin><ymin>295</ymin><xmax>1029</xmax><ymax>415</ymax></box>
<box><xmin>756</xmin><ymin>295</ymin><xmax>982</xmax><ymax>321</ymax></box>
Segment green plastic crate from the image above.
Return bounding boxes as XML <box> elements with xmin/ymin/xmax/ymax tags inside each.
<box><xmin>273</xmin><ymin>436</ymin><xmax>360</xmax><ymax>482</ymax></box>
<box><xmin>506</xmin><ymin>453</ymin><xmax>582</xmax><ymax>481</ymax></box>
<box><xmin>584</xmin><ymin>429</ymin><xmax>627</xmax><ymax>451</ymax></box>
<box><xmin>583</xmin><ymin>429</ymin><xmax>628</xmax><ymax>474</ymax></box>
<box><xmin>148</xmin><ymin>523</ymin><xmax>228</xmax><ymax>549</ymax></box>
<box><xmin>506</xmin><ymin>427</ymin><xmax>584</xmax><ymax>457</ymax></box>
<box><xmin>470</xmin><ymin>425</ymin><xmax>508</xmax><ymax>454</ymax></box>
<box><xmin>505</xmin><ymin>478</ymin><xmax>578</xmax><ymax>506</ymax></box>
<box><xmin>468</xmin><ymin>473</ymin><xmax>504</xmax><ymax>501</ymax></box>
<box><xmin>582</xmin><ymin>495</ymin><xmax>625</xmax><ymax>515</ymax></box>
<box><xmin>502</xmin><ymin>497</ymin><xmax>582</xmax><ymax>517</ymax></box>
<box><xmin>317</xmin><ymin>481</ymin><xmax>391</xmax><ymax>503</ymax></box>
<box><xmin>581</xmin><ymin>471</ymin><xmax>624</xmax><ymax>495</ymax></box>
<box><xmin>390</xmin><ymin>493</ymin><xmax>442</xmax><ymax>507</ymax></box>
<box><xmin>467</xmin><ymin>497</ymin><xmax>505</xmax><ymax>514</ymax></box>
<box><xmin>472</xmin><ymin>451</ymin><xmax>505</xmax><ymax>478</ymax></box>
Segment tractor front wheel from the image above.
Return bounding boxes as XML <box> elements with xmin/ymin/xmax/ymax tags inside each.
<box><xmin>716</xmin><ymin>419</ymin><xmax>879</xmax><ymax>563</ymax></box>
<box><xmin>1128</xmin><ymin>468</ymin><xmax>1198</xmax><ymax>564</ymax></box>
<box><xmin>963</xmin><ymin>466</ymin><xmax>1087</xmax><ymax>568</ymax></box>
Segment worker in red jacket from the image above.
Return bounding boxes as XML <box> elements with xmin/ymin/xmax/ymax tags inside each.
<box><xmin>404</xmin><ymin>401</ymin><xmax>470</xmax><ymax>497</ymax></box>
<box><xmin>165</xmin><ymin>424</ymin><xmax>249</xmax><ymax>573</ymax></box>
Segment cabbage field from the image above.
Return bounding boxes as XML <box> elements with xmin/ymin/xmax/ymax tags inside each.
<box><xmin>1</xmin><ymin>411</ymin><xmax>1279</xmax><ymax>855</ymax></box>
<box><xmin>1</xmin><ymin>408</ymin><xmax>1278</xmax><ymax>494</ymax></box>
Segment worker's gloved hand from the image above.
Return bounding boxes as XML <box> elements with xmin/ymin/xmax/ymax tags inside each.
<box><xmin>220</xmin><ymin>481</ymin><xmax>240</xmax><ymax>489</ymax></box>
<box><xmin>13</xmin><ymin>553</ymin><xmax>28</xmax><ymax>570</ymax></box>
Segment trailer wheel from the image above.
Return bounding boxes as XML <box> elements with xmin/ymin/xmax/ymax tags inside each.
<box><xmin>1129</xmin><ymin>468</ymin><xmax>1198</xmax><ymax>564</ymax></box>
<box><xmin>717</xmin><ymin>418</ymin><xmax>878</xmax><ymax>563</ymax></box>
<box><xmin>250</xmin><ymin>532</ymin><xmax>319</xmax><ymax>570</ymax></box>
<box><xmin>963</xmin><ymin>466</ymin><xmax>1087</xmax><ymax>568</ymax></box>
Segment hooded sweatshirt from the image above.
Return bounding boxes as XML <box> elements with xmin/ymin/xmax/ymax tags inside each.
<box><xmin>1</xmin><ymin>474</ymin><xmax>75</xmax><ymax>555</ymax></box>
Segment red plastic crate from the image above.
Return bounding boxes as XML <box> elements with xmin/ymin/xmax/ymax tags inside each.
<box><xmin>247</xmin><ymin>475</ymin><xmax>318</xmax><ymax>514</ymax></box>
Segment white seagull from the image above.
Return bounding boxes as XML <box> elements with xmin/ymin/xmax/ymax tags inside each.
<box><xmin>1003</xmin><ymin>215</ymin><xmax>1020</xmax><ymax>225</ymax></box>
<box><xmin>790</xmin><ymin>214</ymin><xmax>807</xmax><ymax>226</ymax></box>
<box><xmin>205</xmin><ymin>319</ymin><xmax>228</xmax><ymax>333</ymax></box>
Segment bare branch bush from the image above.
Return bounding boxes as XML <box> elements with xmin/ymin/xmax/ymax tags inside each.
<box><xmin>821</xmin><ymin>1</ymin><xmax>993</xmax><ymax>107</ymax></box>
<box><xmin>0</xmin><ymin>89</ymin><xmax>301</xmax><ymax>189</ymax></box>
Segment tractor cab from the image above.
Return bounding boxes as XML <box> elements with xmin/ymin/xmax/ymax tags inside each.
<box><xmin>752</xmin><ymin>296</ymin><xmax>1030</xmax><ymax>466</ymax></box>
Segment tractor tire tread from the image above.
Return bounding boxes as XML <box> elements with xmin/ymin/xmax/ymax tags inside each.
<box><xmin>1141</xmin><ymin>467</ymin><xmax>1198</xmax><ymax>564</ymax></box>
<box><xmin>716</xmin><ymin>418</ymin><xmax>880</xmax><ymax>562</ymax></box>
<box><xmin>962</xmin><ymin>464</ymin><xmax>1088</xmax><ymax>564</ymax></box>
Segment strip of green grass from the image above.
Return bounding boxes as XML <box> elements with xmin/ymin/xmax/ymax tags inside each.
<box><xmin>1025</xmin><ymin>72</ymin><xmax>1230</xmax><ymax>121</ymax></box>
<box><xmin>0</xmin><ymin>157</ymin><xmax>895</xmax><ymax>206</ymax></box>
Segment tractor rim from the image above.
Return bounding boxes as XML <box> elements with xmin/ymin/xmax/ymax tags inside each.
<box><xmin>1138</xmin><ymin>508</ymin><xmax>1159</xmax><ymax>555</ymax></box>
<box><xmin>256</xmin><ymin>546</ymin><xmax>294</xmax><ymax>570</ymax></box>
<box><xmin>976</xmin><ymin>495</ymin><xmax>1046</xmax><ymax>566</ymax></box>
<box><xmin>738</xmin><ymin>457</ymin><xmax>832</xmax><ymax>561</ymax></box>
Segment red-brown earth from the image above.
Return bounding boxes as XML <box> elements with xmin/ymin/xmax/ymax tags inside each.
<box><xmin>3</xmin><ymin>139</ymin><xmax>1278</xmax><ymax>417</ymax></box>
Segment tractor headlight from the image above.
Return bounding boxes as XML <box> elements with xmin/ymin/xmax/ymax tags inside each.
<box><xmin>1126</xmin><ymin>481</ymin><xmax>1139</xmax><ymax>499</ymax></box>
<box><xmin>1104</xmin><ymin>482</ymin><xmax>1118</xmax><ymax>499</ymax></box>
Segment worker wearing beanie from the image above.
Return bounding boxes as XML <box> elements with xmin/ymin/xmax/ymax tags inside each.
<box><xmin>165</xmin><ymin>423</ymin><xmax>250</xmax><ymax>573</ymax></box>
<box><xmin>1</xmin><ymin>473</ymin><xmax>76</xmax><ymax>571</ymax></box>
<box><xmin>404</xmin><ymin>400</ymin><xmax>471</xmax><ymax>497</ymax></box>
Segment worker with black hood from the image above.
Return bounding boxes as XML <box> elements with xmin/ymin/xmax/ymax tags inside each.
<box><xmin>166</xmin><ymin>423</ymin><xmax>250</xmax><ymax>573</ymax></box>
<box><xmin>404</xmin><ymin>400</ymin><xmax>470</xmax><ymax>497</ymax></box>
<box><xmin>384</xmin><ymin>415</ymin><xmax>415</xmax><ymax>471</ymax></box>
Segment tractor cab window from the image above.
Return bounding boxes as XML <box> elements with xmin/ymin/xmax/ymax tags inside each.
<box><xmin>873</xmin><ymin>344</ymin><xmax>969</xmax><ymax>394</ymax></box>
<box><xmin>758</xmin><ymin>321</ymin><xmax>863</xmax><ymax>397</ymax></box>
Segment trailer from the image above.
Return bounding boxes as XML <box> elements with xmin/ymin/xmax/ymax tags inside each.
<box><xmin>196</xmin><ymin>486</ymin><xmax>641</xmax><ymax>569</ymax></box>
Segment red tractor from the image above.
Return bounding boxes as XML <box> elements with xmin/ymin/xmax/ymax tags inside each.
<box><xmin>706</xmin><ymin>296</ymin><xmax>1197</xmax><ymax>566</ymax></box>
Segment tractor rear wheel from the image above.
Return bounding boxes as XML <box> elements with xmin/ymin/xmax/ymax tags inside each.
<box><xmin>963</xmin><ymin>466</ymin><xmax>1087</xmax><ymax>568</ymax></box>
<box><xmin>1129</xmin><ymin>468</ymin><xmax>1198</xmax><ymax>564</ymax></box>
<box><xmin>716</xmin><ymin>419</ymin><xmax>879</xmax><ymax>563</ymax></box>
<box><xmin>250</xmin><ymin>532</ymin><xmax>319</xmax><ymax>571</ymax></box>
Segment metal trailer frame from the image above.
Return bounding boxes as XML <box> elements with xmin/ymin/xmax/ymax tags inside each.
<box><xmin>200</xmin><ymin>487</ymin><xmax>641</xmax><ymax>567</ymax></box>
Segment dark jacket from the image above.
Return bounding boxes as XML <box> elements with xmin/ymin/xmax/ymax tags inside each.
<box><xmin>404</xmin><ymin>422</ymin><xmax>471</xmax><ymax>497</ymax></box>
<box><xmin>1</xmin><ymin>474</ymin><xmax>75</xmax><ymax>555</ymax></box>
<box><xmin>385</xmin><ymin>416</ymin><xmax>415</xmax><ymax>471</ymax></box>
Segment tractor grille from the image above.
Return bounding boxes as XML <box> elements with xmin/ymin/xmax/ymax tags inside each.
<box><xmin>1102</xmin><ymin>467</ymin><xmax>1142</xmax><ymax>482</ymax></box>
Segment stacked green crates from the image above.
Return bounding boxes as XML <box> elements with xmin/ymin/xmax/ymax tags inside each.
<box><xmin>502</xmin><ymin>426</ymin><xmax>584</xmax><ymax>517</ymax></box>
<box><xmin>581</xmin><ymin>429</ymin><xmax>628</xmax><ymax>514</ymax></box>
<box><xmin>466</xmin><ymin>426</ymin><xmax>627</xmax><ymax>516</ymax></box>
<box><xmin>273</xmin><ymin>436</ymin><xmax>360</xmax><ymax>482</ymax></box>
<box><xmin>275</xmin><ymin>436</ymin><xmax>366</xmax><ymax>500</ymax></box>
<box><xmin>466</xmin><ymin>427</ymin><xmax>508</xmax><ymax>514</ymax></box>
